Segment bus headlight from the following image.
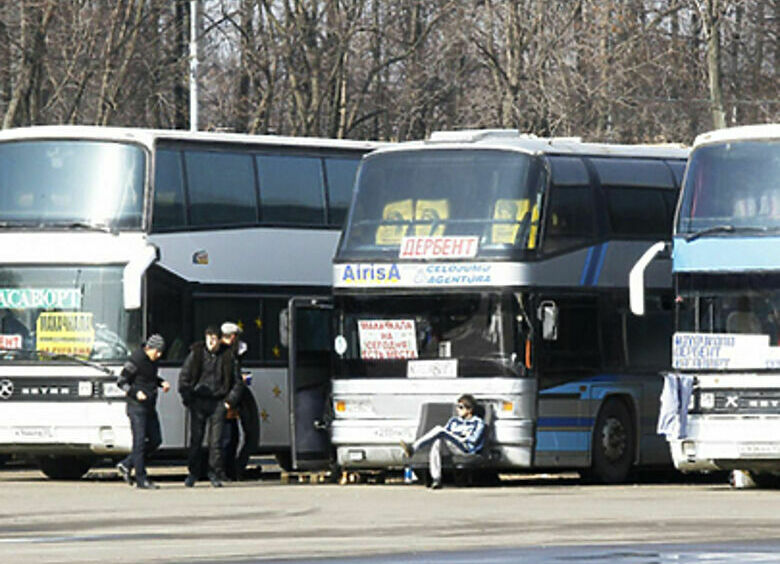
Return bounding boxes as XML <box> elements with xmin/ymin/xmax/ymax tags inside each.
<box><xmin>334</xmin><ymin>399</ymin><xmax>374</xmax><ymax>416</ymax></box>
<box><xmin>699</xmin><ymin>392</ymin><xmax>715</xmax><ymax>410</ymax></box>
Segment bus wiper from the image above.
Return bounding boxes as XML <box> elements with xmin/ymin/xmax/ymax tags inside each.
<box><xmin>48</xmin><ymin>221</ymin><xmax>118</xmax><ymax>235</ymax></box>
<box><xmin>683</xmin><ymin>224</ymin><xmax>774</xmax><ymax>242</ymax></box>
<box><xmin>36</xmin><ymin>350</ymin><xmax>114</xmax><ymax>375</ymax></box>
<box><xmin>0</xmin><ymin>220</ymin><xmax>47</xmax><ymax>229</ymax></box>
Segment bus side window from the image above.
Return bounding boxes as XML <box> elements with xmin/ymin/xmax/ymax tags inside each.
<box><xmin>538</xmin><ymin>297</ymin><xmax>599</xmax><ymax>373</ymax></box>
<box><xmin>375</xmin><ymin>199</ymin><xmax>412</xmax><ymax>245</ymax></box>
<box><xmin>146</xmin><ymin>266</ymin><xmax>187</xmax><ymax>361</ymax></box>
<box><xmin>152</xmin><ymin>149</ymin><xmax>187</xmax><ymax>231</ymax></box>
<box><xmin>185</xmin><ymin>150</ymin><xmax>257</xmax><ymax>227</ymax></box>
<box><xmin>324</xmin><ymin>157</ymin><xmax>360</xmax><ymax>228</ymax></box>
<box><xmin>257</xmin><ymin>155</ymin><xmax>326</xmax><ymax>226</ymax></box>
<box><xmin>192</xmin><ymin>297</ymin><xmax>264</xmax><ymax>362</ymax></box>
<box><xmin>541</xmin><ymin>186</ymin><xmax>596</xmax><ymax>254</ymax></box>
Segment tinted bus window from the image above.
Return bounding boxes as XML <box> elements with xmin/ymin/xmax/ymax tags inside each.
<box><xmin>591</xmin><ymin>158</ymin><xmax>675</xmax><ymax>188</ymax></box>
<box><xmin>548</xmin><ymin>156</ymin><xmax>589</xmax><ymax>186</ymax></box>
<box><xmin>257</xmin><ymin>155</ymin><xmax>325</xmax><ymax>225</ymax></box>
<box><xmin>263</xmin><ymin>297</ymin><xmax>289</xmax><ymax>363</ymax></box>
<box><xmin>152</xmin><ymin>150</ymin><xmax>187</xmax><ymax>230</ymax></box>
<box><xmin>185</xmin><ymin>150</ymin><xmax>257</xmax><ymax>227</ymax></box>
<box><xmin>192</xmin><ymin>297</ymin><xmax>264</xmax><ymax>362</ymax></box>
<box><xmin>542</xmin><ymin>186</ymin><xmax>596</xmax><ymax>253</ymax></box>
<box><xmin>667</xmin><ymin>160</ymin><xmax>686</xmax><ymax>187</ymax></box>
<box><xmin>606</xmin><ymin>188</ymin><xmax>669</xmax><ymax>237</ymax></box>
<box><xmin>324</xmin><ymin>157</ymin><xmax>360</xmax><ymax>226</ymax></box>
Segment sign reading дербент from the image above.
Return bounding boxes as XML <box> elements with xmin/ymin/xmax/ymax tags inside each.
<box><xmin>672</xmin><ymin>332</ymin><xmax>780</xmax><ymax>370</ymax></box>
<box><xmin>0</xmin><ymin>288</ymin><xmax>81</xmax><ymax>309</ymax></box>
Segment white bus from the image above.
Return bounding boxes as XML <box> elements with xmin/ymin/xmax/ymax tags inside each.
<box><xmin>303</xmin><ymin>130</ymin><xmax>689</xmax><ymax>483</ymax></box>
<box><xmin>631</xmin><ymin>124</ymin><xmax>780</xmax><ymax>483</ymax></box>
<box><xmin>0</xmin><ymin>125</ymin><xmax>379</xmax><ymax>478</ymax></box>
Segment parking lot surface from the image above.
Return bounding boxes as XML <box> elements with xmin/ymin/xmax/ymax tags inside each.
<box><xmin>0</xmin><ymin>466</ymin><xmax>778</xmax><ymax>563</ymax></box>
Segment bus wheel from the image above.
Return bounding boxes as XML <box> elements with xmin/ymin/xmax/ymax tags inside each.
<box><xmin>588</xmin><ymin>398</ymin><xmax>635</xmax><ymax>484</ymax></box>
<box><xmin>37</xmin><ymin>455</ymin><xmax>93</xmax><ymax>480</ymax></box>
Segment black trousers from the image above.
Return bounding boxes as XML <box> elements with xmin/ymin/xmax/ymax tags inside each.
<box><xmin>220</xmin><ymin>390</ymin><xmax>260</xmax><ymax>480</ymax></box>
<box><xmin>121</xmin><ymin>402</ymin><xmax>162</xmax><ymax>482</ymax></box>
<box><xmin>187</xmin><ymin>398</ymin><xmax>226</xmax><ymax>478</ymax></box>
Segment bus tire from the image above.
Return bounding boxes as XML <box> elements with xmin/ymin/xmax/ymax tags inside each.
<box><xmin>37</xmin><ymin>455</ymin><xmax>93</xmax><ymax>480</ymax></box>
<box><xmin>588</xmin><ymin>398</ymin><xmax>635</xmax><ymax>484</ymax></box>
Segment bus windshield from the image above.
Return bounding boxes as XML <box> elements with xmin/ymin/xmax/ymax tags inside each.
<box><xmin>0</xmin><ymin>266</ymin><xmax>141</xmax><ymax>362</ymax></box>
<box><xmin>339</xmin><ymin>149</ymin><xmax>545</xmax><ymax>259</ymax></box>
<box><xmin>677</xmin><ymin>273</ymin><xmax>780</xmax><ymax>345</ymax></box>
<box><xmin>0</xmin><ymin>140</ymin><xmax>146</xmax><ymax>229</ymax></box>
<box><xmin>677</xmin><ymin>140</ymin><xmax>780</xmax><ymax>235</ymax></box>
<box><xmin>332</xmin><ymin>293</ymin><xmax>522</xmax><ymax>379</ymax></box>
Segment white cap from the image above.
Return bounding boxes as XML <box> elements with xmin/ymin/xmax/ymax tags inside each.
<box><xmin>221</xmin><ymin>321</ymin><xmax>242</xmax><ymax>335</ymax></box>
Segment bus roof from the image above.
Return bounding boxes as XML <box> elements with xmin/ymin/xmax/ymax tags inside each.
<box><xmin>0</xmin><ymin>125</ymin><xmax>383</xmax><ymax>152</ymax></box>
<box><xmin>368</xmin><ymin>129</ymin><xmax>689</xmax><ymax>159</ymax></box>
<box><xmin>693</xmin><ymin>123</ymin><xmax>780</xmax><ymax>148</ymax></box>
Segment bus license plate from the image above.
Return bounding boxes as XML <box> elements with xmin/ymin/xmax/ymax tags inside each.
<box><xmin>737</xmin><ymin>443</ymin><xmax>780</xmax><ymax>457</ymax></box>
<box><xmin>13</xmin><ymin>427</ymin><xmax>54</xmax><ymax>441</ymax></box>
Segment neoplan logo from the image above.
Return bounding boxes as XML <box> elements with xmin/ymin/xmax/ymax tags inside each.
<box><xmin>0</xmin><ymin>379</ymin><xmax>13</xmax><ymax>400</ymax></box>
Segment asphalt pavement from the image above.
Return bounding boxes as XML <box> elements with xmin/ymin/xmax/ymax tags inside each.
<box><xmin>0</xmin><ymin>464</ymin><xmax>778</xmax><ymax>564</ymax></box>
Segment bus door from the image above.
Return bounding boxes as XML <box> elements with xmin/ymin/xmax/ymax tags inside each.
<box><xmin>534</xmin><ymin>296</ymin><xmax>598</xmax><ymax>468</ymax></box>
<box><xmin>287</xmin><ymin>296</ymin><xmax>334</xmax><ymax>471</ymax></box>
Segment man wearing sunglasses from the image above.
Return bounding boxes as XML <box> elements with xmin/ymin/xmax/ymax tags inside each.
<box><xmin>399</xmin><ymin>393</ymin><xmax>485</xmax><ymax>489</ymax></box>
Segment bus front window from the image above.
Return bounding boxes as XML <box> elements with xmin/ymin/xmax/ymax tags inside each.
<box><xmin>340</xmin><ymin>149</ymin><xmax>546</xmax><ymax>259</ymax></box>
<box><xmin>333</xmin><ymin>293</ymin><xmax>522</xmax><ymax>379</ymax></box>
<box><xmin>0</xmin><ymin>140</ymin><xmax>146</xmax><ymax>230</ymax></box>
<box><xmin>0</xmin><ymin>266</ymin><xmax>140</xmax><ymax>362</ymax></box>
<box><xmin>677</xmin><ymin>273</ymin><xmax>780</xmax><ymax>345</ymax></box>
<box><xmin>677</xmin><ymin>140</ymin><xmax>780</xmax><ymax>235</ymax></box>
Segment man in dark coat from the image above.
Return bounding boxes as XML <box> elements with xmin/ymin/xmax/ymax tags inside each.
<box><xmin>219</xmin><ymin>321</ymin><xmax>260</xmax><ymax>480</ymax></box>
<box><xmin>178</xmin><ymin>326</ymin><xmax>241</xmax><ymax>487</ymax></box>
<box><xmin>116</xmin><ymin>334</ymin><xmax>170</xmax><ymax>489</ymax></box>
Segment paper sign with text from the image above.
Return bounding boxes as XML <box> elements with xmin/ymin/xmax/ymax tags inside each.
<box><xmin>358</xmin><ymin>319</ymin><xmax>418</xmax><ymax>360</ymax></box>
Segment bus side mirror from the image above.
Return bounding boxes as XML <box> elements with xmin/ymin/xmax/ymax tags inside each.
<box><xmin>279</xmin><ymin>308</ymin><xmax>289</xmax><ymax>348</ymax></box>
<box><xmin>123</xmin><ymin>244</ymin><xmax>158</xmax><ymax>310</ymax></box>
<box><xmin>629</xmin><ymin>241</ymin><xmax>669</xmax><ymax>316</ymax></box>
<box><xmin>537</xmin><ymin>301</ymin><xmax>558</xmax><ymax>341</ymax></box>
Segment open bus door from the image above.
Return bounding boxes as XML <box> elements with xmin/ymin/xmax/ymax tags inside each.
<box><xmin>287</xmin><ymin>296</ymin><xmax>334</xmax><ymax>471</ymax></box>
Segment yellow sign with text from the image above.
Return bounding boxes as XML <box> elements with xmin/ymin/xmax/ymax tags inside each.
<box><xmin>36</xmin><ymin>312</ymin><xmax>95</xmax><ymax>357</ymax></box>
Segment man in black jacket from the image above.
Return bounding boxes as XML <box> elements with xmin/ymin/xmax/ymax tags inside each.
<box><xmin>116</xmin><ymin>334</ymin><xmax>170</xmax><ymax>489</ymax></box>
<box><xmin>179</xmin><ymin>326</ymin><xmax>241</xmax><ymax>487</ymax></box>
<box><xmin>219</xmin><ymin>321</ymin><xmax>260</xmax><ymax>480</ymax></box>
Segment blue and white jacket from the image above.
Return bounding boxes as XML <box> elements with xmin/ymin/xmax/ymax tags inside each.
<box><xmin>445</xmin><ymin>415</ymin><xmax>486</xmax><ymax>454</ymax></box>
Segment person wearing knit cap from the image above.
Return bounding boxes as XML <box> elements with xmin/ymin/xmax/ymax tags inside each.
<box><xmin>116</xmin><ymin>334</ymin><xmax>170</xmax><ymax>489</ymax></box>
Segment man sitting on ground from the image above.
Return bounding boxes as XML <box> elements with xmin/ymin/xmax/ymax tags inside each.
<box><xmin>399</xmin><ymin>393</ymin><xmax>485</xmax><ymax>489</ymax></box>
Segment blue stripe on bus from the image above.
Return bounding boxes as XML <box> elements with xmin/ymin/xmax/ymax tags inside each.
<box><xmin>535</xmin><ymin>430</ymin><xmax>590</xmax><ymax>452</ymax></box>
<box><xmin>591</xmin><ymin>242</ymin><xmax>608</xmax><ymax>285</ymax></box>
<box><xmin>537</xmin><ymin>417</ymin><xmax>595</xmax><ymax>428</ymax></box>
<box><xmin>579</xmin><ymin>246</ymin><xmax>596</xmax><ymax>285</ymax></box>
<box><xmin>579</xmin><ymin>243</ymin><xmax>608</xmax><ymax>286</ymax></box>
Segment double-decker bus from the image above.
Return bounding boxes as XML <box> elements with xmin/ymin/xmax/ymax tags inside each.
<box><xmin>0</xmin><ymin>125</ymin><xmax>379</xmax><ymax>478</ymax></box>
<box><xmin>303</xmin><ymin>130</ymin><xmax>689</xmax><ymax>483</ymax></box>
<box><xmin>631</xmin><ymin>124</ymin><xmax>780</xmax><ymax>483</ymax></box>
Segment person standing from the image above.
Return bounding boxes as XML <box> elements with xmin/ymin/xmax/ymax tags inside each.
<box><xmin>115</xmin><ymin>334</ymin><xmax>170</xmax><ymax>490</ymax></box>
<box><xmin>399</xmin><ymin>394</ymin><xmax>485</xmax><ymax>489</ymax></box>
<box><xmin>219</xmin><ymin>321</ymin><xmax>260</xmax><ymax>480</ymax></box>
<box><xmin>178</xmin><ymin>326</ymin><xmax>241</xmax><ymax>487</ymax></box>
